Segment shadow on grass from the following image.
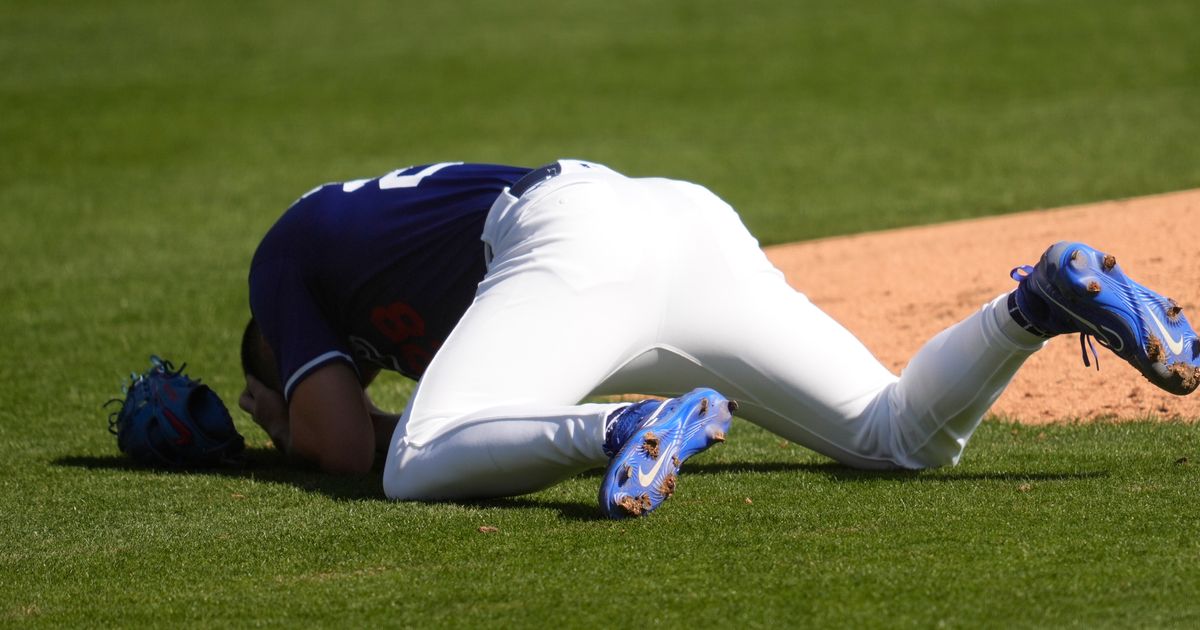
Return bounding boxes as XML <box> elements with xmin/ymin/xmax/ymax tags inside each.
<box><xmin>684</xmin><ymin>460</ymin><xmax>1111</xmax><ymax>484</ymax></box>
<box><xmin>53</xmin><ymin>452</ymin><xmax>1108</xmax><ymax>522</ymax></box>
<box><xmin>54</xmin><ymin>449</ymin><xmax>386</xmax><ymax>500</ymax></box>
<box><xmin>52</xmin><ymin>449</ymin><xmax>608</xmax><ymax>521</ymax></box>
<box><xmin>458</xmin><ymin>496</ymin><xmax>607</xmax><ymax>522</ymax></box>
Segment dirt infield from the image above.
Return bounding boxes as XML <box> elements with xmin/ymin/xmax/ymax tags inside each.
<box><xmin>764</xmin><ymin>189</ymin><xmax>1200</xmax><ymax>423</ymax></box>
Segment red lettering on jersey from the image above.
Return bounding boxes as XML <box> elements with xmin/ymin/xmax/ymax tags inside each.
<box><xmin>401</xmin><ymin>343</ymin><xmax>433</xmax><ymax>374</ymax></box>
<box><xmin>370</xmin><ymin>302</ymin><xmax>426</xmax><ymax>343</ymax></box>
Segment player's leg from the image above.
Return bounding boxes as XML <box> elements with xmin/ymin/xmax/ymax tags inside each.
<box><xmin>699</xmin><ymin>240</ymin><xmax>1200</xmax><ymax>468</ymax></box>
<box><xmin>677</xmin><ymin>274</ymin><xmax>1041</xmax><ymax>469</ymax></box>
<box><xmin>608</xmin><ymin>179</ymin><xmax>1046</xmax><ymax>469</ymax></box>
<box><xmin>382</xmin><ymin>167</ymin><xmax>729</xmax><ymax>502</ymax></box>
<box><xmin>381</xmin><ymin>288</ymin><xmax>634</xmax><ymax>501</ymax></box>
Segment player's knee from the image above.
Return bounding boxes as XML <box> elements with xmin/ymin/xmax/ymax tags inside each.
<box><xmin>382</xmin><ymin>440</ymin><xmax>481</xmax><ymax>501</ymax></box>
<box><xmin>382</xmin><ymin>444</ymin><xmax>434</xmax><ymax>501</ymax></box>
<box><xmin>895</xmin><ymin>432</ymin><xmax>966</xmax><ymax>470</ymax></box>
<box><xmin>864</xmin><ymin>389</ymin><xmax>971</xmax><ymax>469</ymax></box>
<box><xmin>846</xmin><ymin>420</ymin><xmax>964</xmax><ymax>470</ymax></box>
<box><xmin>383</xmin><ymin>465</ymin><xmax>430</xmax><ymax>501</ymax></box>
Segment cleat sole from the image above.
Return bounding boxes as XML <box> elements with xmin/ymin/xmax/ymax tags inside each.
<box><xmin>1026</xmin><ymin>242</ymin><xmax>1200</xmax><ymax>395</ymax></box>
<box><xmin>598</xmin><ymin>388</ymin><xmax>735</xmax><ymax>518</ymax></box>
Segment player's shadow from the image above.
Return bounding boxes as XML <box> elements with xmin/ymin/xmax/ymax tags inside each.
<box><xmin>457</xmin><ymin>497</ymin><xmax>607</xmax><ymax>521</ymax></box>
<box><xmin>52</xmin><ymin>450</ymin><xmax>608</xmax><ymax>520</ymax></box>
<box><xmin>681</xmin><ymin>460</ymin><xmax>1111</xmax><ymax>484</ymax></box>
<box><xmin>53</xmin><ymin>450</ymin><xmax>387</xmax><ymax>501</ymax></box>
<box><xmin>52</xmin><ymin>453</ymin><xmax>1108</xmax><ymax>523</ymax></box>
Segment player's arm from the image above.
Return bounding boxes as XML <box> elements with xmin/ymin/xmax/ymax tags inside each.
<box><xmin>241</xmin><ymin>374</ymin><xmax>292</xmax><ymax>453</ymax></box>
<box><xmin>352</xmin><ymin>364</ymin><xmax>401</xmax><ymax>454</ymax></box>
<box><xmin>362</xmin><ymin>390</ymin><xmax>401</xmax><ymax>456</ymax></box>
<box><xmin>288</xmin><ymin>362</ymin><xmax>376</xmax><ymax>475</ymax></box>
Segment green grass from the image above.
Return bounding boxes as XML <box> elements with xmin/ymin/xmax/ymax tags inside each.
<box><xmin>7</xmin><ymin>421</ymin><xmax>1200</xmax><ymax>627</ymax></box>
<box><xmin>3</xmin><ymin>0</ymin><xmax>1200</xmax><ymax>627</ymax></box>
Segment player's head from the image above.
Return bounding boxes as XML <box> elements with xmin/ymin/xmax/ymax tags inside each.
<box><xmin>240</xmin><ymin>318</ymin><xmax>282</xmax><ymax>392</ymax></box>
<box><xmin>238</xmin><ymin>318</ymin><xmax>289</xmax><ymax>433</ymax></box>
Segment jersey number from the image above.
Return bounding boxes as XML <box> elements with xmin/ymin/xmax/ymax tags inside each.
<box><xmin>342</xmin><ymin>162</ymin><xmax>462</xmax><ymax>193</ymax></box>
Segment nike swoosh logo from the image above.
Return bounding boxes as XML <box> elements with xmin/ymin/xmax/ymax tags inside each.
<box><xmin>637</xmin><ymin>442</ymin><xmax>679</xmax><ymax>487</ymax></box>
<box><xmin>1148</xmin><ymin>310</ymin><xmax>1186</xmax><ymax>355</ymax></box>
<box><xmin>163</xmin><ymin>408</ymin><xmax>193</xmax><ymax>446</ymax></box>
<box><xmin>1034</xmin><ymin>281</ymin><xmax>1125</xmax><ymax>352</ymax></box>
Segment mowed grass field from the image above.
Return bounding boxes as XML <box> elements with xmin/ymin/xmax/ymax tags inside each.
<box><xmin>3</xmin><ymin>1</ymin><xmax>1200</xmax><ymax>626</ymax></box>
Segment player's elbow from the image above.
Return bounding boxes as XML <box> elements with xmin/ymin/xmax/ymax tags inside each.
<box><xmin>286</xmin><ymin>363</ymin><xmax>380</xmax><ymax>476</ymax></box>
<box><xmin>318</xmin><ymin>448</ymin><xmax>374</xmax><ymax>475</ymax></box>
<box><xmin>291</xmin><ymin>429</ymin><xmax>375</xmax><ymax>475</ymax></box>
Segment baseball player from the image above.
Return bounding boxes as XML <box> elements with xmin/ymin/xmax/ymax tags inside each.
<box><xmin>238</xmin><ymin>159</ymin><xmax>1200</xmax><ymax>518</ymax></box>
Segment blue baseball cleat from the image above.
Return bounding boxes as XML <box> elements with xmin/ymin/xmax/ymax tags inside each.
<box><xmin>599</xmin><ymin>388</ymin><xmax>736</xmax><ymax>518</ymax></box>
<box><xmin>1009</xmin><ymin>241</ymin><xmax>1200</xmax><ymax>395</ymax></box>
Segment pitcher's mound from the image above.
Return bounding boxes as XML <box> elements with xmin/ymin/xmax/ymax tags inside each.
<box><xmin>765</xmin><ymin>189</ymin><xmax>1200</xmax><ymax>423</ymax></box>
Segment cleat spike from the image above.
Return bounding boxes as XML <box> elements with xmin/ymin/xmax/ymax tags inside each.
<box><xmin>642</xmin><ymin>432</ymin><xmax>660</xmax><ymax>459</ymax></box>
<box><xmin>698</xmin><ymin>398</ymin><xmax>709</xmax><ymax>415</ymax></box>
<box><xmin>1146</xmin><ymin>335</ymin><xmax>1166</xmax><ymax>364</ymax></box>
<box><xmin>1086</xmin><ymin>280</ymin><xmax>1101</xmax><ymax>295</ymax></box>
<box><xmin>617</xmin><ymin>494</ymin><xmax>651</xmax><ymax>516</ymax></box>
<box><xmin>658</xmin><ymin>473</ymin><xmax>677</xmax><ymax>498</ymax></box>
<box><xmin>711</xmin><ymin>430</ymin><xmax>726</xmax><ymax>443</ymax></box>
<box><xmin>1167</xmin><ymin>299</ymin><xmax>1183</xmax><ymax>322</ymax></box>
<box><xmin>1102</xmin><ymin>254</ymin><xmax>1116</xmax><ymax>271</ymax></box>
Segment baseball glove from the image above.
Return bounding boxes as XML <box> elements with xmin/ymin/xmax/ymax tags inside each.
<box><xmin>106</xmin><ymin>355</ymin><xmax>245</xmax><ymax>467</ymax></box>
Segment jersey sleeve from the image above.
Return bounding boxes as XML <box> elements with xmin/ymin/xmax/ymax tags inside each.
<box><xmin>249</xmin><ymin>257</ymin><xmax>357</xmax><ymax>400</ymax></box>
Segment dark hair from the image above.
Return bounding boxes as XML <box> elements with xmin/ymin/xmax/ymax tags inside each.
<box><xmin>240</xmin><ymin>318</ymin><xmax>282</xmax><ymax>393</ymax></box>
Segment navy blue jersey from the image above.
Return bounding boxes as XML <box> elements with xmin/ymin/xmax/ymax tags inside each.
<box><xmin>249</xmin><ymin>162</ymin><xmax>531</xmax><ymax>399</ymax></box>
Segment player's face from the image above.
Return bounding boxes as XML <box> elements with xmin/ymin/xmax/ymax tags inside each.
<box><xmin>238</xmin><ymin>374</ymin><xmax>288</xmax><ymax>439</ymax></box>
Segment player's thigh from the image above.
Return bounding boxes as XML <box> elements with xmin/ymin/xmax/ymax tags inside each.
<box><xmin>698</xmin><ymin>274</ymin><xmax>901</xmax><ymax>466</ymax></box>
<box><xmin>634</xmin><ymin>184</ymin><xmax>903</xmax><ymax>466</ymax></box>
<box><xmin>399</xmin><ymin>181</ymin><xmax>661</xmax><ymax>442</ymax></box>
<box><xmin>411</xmin><ymin>285</ymin><xmax>643</xmax><ymax>410</ymax></box>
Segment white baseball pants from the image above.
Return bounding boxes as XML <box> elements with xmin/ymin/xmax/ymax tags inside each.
<box><xmin>383</xmin><ymin>162</ymin><xmax>1044</xmax><ymax>500</ymax></box>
